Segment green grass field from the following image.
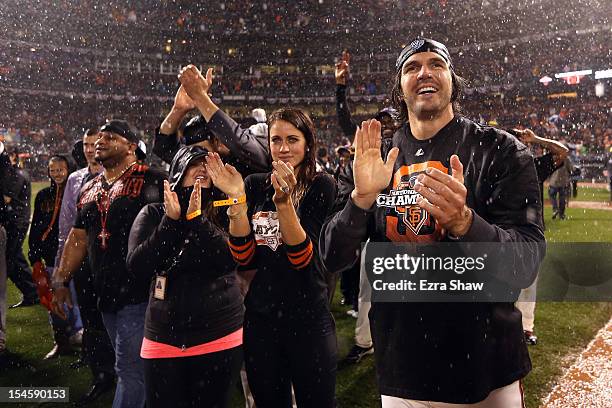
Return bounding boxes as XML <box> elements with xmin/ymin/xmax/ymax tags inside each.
<box><xmin>1</xmin><ymin>182</ymin><xmax>610</xmax><ymax>407</ymax></box>
<box><xmin>572</xmin><ymin>186</ymin><xmax>610</xmax><ymax>203</ymax></box>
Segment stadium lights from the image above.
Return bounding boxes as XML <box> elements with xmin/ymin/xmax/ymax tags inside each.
<box><xmin>554</xmin><ymin>70</ymin><xmax>592</xmax><ymax>78</ymax></box>
<box><xmin>595</xmin><ymin>69</ymin><xmax>612</xmax><ymax>79</ymax></box>
<box><xmin>539</xmin><ymin>76</ymin><xmax>553</xmax><ymax>85</ymax></box>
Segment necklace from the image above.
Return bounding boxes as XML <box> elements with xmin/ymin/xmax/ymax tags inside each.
<box><xmin>104</xmin><ymin>161</ymin><xmax>137</xmax><ymax>185</ymax></box>
<box><xmin>96</xmin><ymin>189</ymin><xmax>111</xmax><ymax>250</ymax></box>
<box><xmin>96</xmin><ymin>161</ymin><xmax>136</xmax><ymax>249</ymax></box>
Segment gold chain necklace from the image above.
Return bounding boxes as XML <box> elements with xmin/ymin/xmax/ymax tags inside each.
<box><xmin>104</xmin><ymin>161</ymin><xmax>137</xmax><ymax>185</ymax></box>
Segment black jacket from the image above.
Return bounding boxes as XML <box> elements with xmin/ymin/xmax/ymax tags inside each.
<box><xmin>153</xmin><ymin>109</ymin><xmax>270</xmax><ymax>177</ymax></box>
<box><xmin>228</xmin><ymin>172</ymin><xmax>337</xmax><ymax>323</ymax></box>
<box><xmin>127</xmin><ymin>204</ymin><xmax>243</xmax><ymax>348</ymax></box>
<box><xmin>321</xmin><ymin>115</ymin><xmax>545</xmax><ymax>403</ymax></box>
<box><xmin>336</xmin><ymin>84</ymin><xmax>358</xmax><ymax>138</ymax></box>
<box><xmin>2</xmin><ymin>166</ymin><xmax>31</xmax><ymax>230</ymax></box>
<box><xmin>29</xmin><ymin>183</ymin><xmax>64</xmax><ymax>264</ymax></box>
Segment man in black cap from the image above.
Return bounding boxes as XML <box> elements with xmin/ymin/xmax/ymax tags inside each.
<box><xmin>51</xmin><ymin>119</ymin><xmax>165</xmax><ymax>408</ymax></box>
<box><xmin>154</xmin><ymin>82</ymin><xmax>269</xmax><ymax>178</ymax></box>
<box><xmin>321</xmin><ymin>38</ymin><xmax>545</xmax><ymax>406</ymax></box>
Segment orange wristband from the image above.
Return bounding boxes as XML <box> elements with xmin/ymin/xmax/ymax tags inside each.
<box><xmin>213</xmin><ymin>195</ymin><xmax>246</xmax><ymax>207</ymax></box>
<box><xmin>186</xmin><ymin>209</ymin><xmax>202</xmax><ymax>220</ymax></box>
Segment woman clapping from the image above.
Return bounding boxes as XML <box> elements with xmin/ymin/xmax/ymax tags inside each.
<box><xmin>127</xmin><ymin>145</ymin><xmax>243</xmax><ymax>408</ymax></box>
<box><xmin>206</xmin><ymin>108</ymin><xmax>337</xmax><ymax>407</ymax></box>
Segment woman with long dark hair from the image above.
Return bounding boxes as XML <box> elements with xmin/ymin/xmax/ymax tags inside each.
<box><xmin>126</xmin><ymin>145</ymin><xmax>243</xmax><ymax>408</ymax></box>
<box><xmin>205</xmin><ymin>107</ymin><xmax>338</xmax><ymax>407</ymax></box>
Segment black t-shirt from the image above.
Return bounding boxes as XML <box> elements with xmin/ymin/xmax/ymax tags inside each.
<box><xmin>229</xmin><ymin>172</ymin><xmax>337</xmax><ymax>323</ymax></box>
<box><xmin>74</xmin><ymin>164</ymin><xmax>165</xmax><ymax>312</ymax></box>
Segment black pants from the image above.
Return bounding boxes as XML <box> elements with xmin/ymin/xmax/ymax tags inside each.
<box><xmin>143</xmin><ymin>345</ymin><xmax>243</xmax><ymax>408</ymax></box>
<box><xmin>244</xmin><ymin>312</ymin><xmax>337</xmax><ymax>408</ymax></box>
<box><xmin>72</xmin><ymin>260</ymin><xmax>115</xmax><ymax>383</ymax></box>
<box><xmin>340</xmin><ymin>262</ymin><xmax>360</xmax><ymax>311</ymax></box>
<box><xmin>5</xmin><ymin>224</ymin><xmax>37</xmax><ymax>300</ymax></box>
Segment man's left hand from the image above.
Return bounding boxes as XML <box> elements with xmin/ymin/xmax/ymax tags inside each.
<box><xmin>414</xmin><ymin>154</ymin><xmax>473</xmax><ymax>237</ymax></box>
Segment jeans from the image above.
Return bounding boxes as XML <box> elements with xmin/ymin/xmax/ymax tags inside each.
<box><xmin>102</xmin><ymin>302</ymin><xmax>147</xmax><ymax>408</ymax></box>
<box><xmin>48</xmin><ymin>268</ymin><xmax>83</xmax><ymax>339</ymax></box>
<box><xmin>74</xmin><ymin>260</ymin><xmax>115</xmax><ymax>382</ymax></box>
<box><xmin>548</xmin><ymin>185</ymin><xmax>569</xmax><ymax>216</ymax></box>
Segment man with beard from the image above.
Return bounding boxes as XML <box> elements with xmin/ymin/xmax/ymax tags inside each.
<box><xmin>321</xmin><ymin>38</ymin><xmax>544</xmax><ymax>406</ymax></box>
<box><xmin>51</xmin><ymin>120</ymin><xmax>165</xmax><ymax>408</ymax></box>
<box><xmin>52</xmin><ymin>129</ymin><xmax>116</xmax><ymax>405</ymax></box>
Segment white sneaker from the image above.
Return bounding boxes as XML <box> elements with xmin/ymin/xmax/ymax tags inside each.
<box><xmin>69</xmin><ymin>329</ymin><xmax>83</xmax><ymax>346</ymax></box>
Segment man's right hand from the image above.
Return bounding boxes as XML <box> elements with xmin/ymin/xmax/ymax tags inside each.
<box><xmin>172</xmin><ymin>85</ymin><xmax>196</xmax><ymax>113</ymax></box>
<box><xmin>178</xmin><ymin>65</ymin><xmax>213</xmax><ymax>102</ymax></box>
<box><xmin>335</xmin><ymin>60</ymin><xmax>349</xmax><ymax>85</ymax></box>
<box><xmin>50</xmin><ymin>286</ymin><xmax>72</xmax><ymax>320</ymax></box>
<box><xmin>351</xmin><ymin>119</ymin><xmax>399</xmax><ymax>209</ymax></box>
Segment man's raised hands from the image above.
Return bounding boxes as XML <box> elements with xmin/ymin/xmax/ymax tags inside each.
<box><xmin>351</xmin><ymin>119</ymin><xmax>399</xmax><ymax>209</ymax></box>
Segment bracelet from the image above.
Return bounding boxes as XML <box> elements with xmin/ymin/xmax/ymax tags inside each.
<box><xmin>213</xmin><ymin>195</ymin><xmax>246</xmax><ymax>207</ymax></box>
<box><xmin>186</xmin><ymin>209</ymin><xmax>202</xmax><ymax>220</ymax></box>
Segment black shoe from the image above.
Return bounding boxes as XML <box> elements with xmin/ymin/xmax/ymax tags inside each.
<box><xmin>0</xmin><ymin>349</ymin><xmax>8</xmax><ymax>368</ymax></box>
<box><xmin>44</xmin><ymin>343</ymin><xmax>75</xmax><ymax>360</ymax></box>
<box><xmin>552</xmin><ymin>211</ymin><xmax>559</xmax><ymax>220</ymax></box>
<box><xmin>9</xmin><ymin>297</ymin><xmax>40</xmax><ymax>309</ymax></box>
<box><xmin>344</xmin><ymin>344</ymin><xmax>374</xmax><ymax>364</ymax></box>
<box><xmin>74</xmin><ymin>380</ymin><xmax>114</xmax><ymax>407</ymax></box>
<box><xmin>560</xmin><ymin>213</ymin><xmax>566</xmax><ymax>220</ymax></box>
<box><xmin>69</xmin><ymin>355</ymin><xmax>89</xmax><ymax>369</ymax></box>
<box><xmin>524</xmin><ymin>331</ymin><xmax>538</xmax><ymax>345</ymax></box>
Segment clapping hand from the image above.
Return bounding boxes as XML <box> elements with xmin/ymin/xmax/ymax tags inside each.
<box><xmin>178</xmin><ymin>65</ymin><xmax>213</xmax><ymax>102</ymax></box>
<box><xmin>413</xmin><ymin>155</ymin><xmax>473</xmax><ymax>237</ymax></box>
<box><xmin>205</xmin><ymin>152</ymin><xmax>245</xmax><ymax>199</ymax></box>
<box><xmin>163</xmin><ymin>179</ymin><xmax>202</xmax><ymax>220</ymax></box>
<box><xmin>164</xmin><ymin>180</ymin><xmax>181</xmax><ymax>220</ymax></box>
<box><xmin>172</xmin><ymin>85</ymin><xmax>196</xmax><ymax>113</ymax></box>
<box><xmin>270</xmin><ymin>161</ymin><xmax>297</xmax><ymax>206</ymax></box>
<box><xmin>335</xmin><ymin>51</ymin><xmax>350</xmax><ymax>85</ymax></box>
<box><xmin>351</xmin><ymin>119</ymin><xmax>399</xmax><ymax>208</ymax></box>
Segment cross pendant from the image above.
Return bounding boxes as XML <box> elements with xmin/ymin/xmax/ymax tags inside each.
<box><xmin>98</xmin><ymin>229</ymin><xmax>110</xmax><ymax>249</ymax></box>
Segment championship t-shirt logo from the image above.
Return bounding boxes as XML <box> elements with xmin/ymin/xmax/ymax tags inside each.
<box><xmin>252</xmin><ymin>211</ymin><xmax>283</xmax><ymax>251</ymax></box>
<box><xmin>377</xmin><ymin>161</ymin><xmax>447</xmax><ymax>242</ymax></box>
